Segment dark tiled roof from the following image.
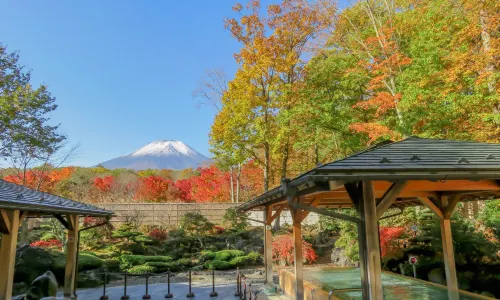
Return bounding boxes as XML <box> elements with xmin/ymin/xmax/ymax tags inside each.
<box><xmin>0</xmin><ymin>180</ymin><xmax>113</xmax><ymax>216</ymax></box>
<box><xmin>237</xmin><ymin>137</ymin><xmax>500</xmax><ymax>211</ymax></box>
<box><xmin>315</xmin><ymin>137</ymin><xmax>500</xmax><ymax>172</ymax></box>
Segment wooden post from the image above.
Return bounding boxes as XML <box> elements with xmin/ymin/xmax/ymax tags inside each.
<box><xmin>362</xmin><ymin>181</ymin><xmax>383</xmax><ymax>300</ymax></box>
<box><xmin>0</xmin><ymin>209</ymin><xmax>21</xmax><ymax>300</ymax></box>
<box><xmin>440</xmin><ymin>196</ymin><xmax>459</xmax><ymax>300</ymax></box>
<box><xmin>64</xmin><ymin>215</ymin><xmax>79</xmax><ymax>299</ymax></box>
<box><xmin>264</xmin><ymin>207</ymin><xmax>273</xmax><ymax>284</ymax></box>
<box><xmin>292</xmin><ymin>221</ymin><xmax>304</xmax><ymax>300</ymax></box>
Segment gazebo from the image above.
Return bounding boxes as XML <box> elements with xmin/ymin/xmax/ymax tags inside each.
<box><xmin>0</xmin><ymin>179</ymin><xmax>113</xmax><ymax>300</ymax></box>
<box><xmin>237</xmin><ymin>137</ymin><xmax>500</xmax><ymax>300</ymax></box>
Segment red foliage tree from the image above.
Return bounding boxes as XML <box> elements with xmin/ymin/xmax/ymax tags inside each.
<box><xmin>175</xmin><ymin>179</ymin><xmax>193</xmax><ymax>202</ymax></box>
<box><xmin>30</xmin><ymin>239</ymin><xmax>63</xmax><ymax>249</ymax></box>
<box><xmin>379</xmin><ymin>226</ymin><xmax>405</xmax><ymax>257</ymax></box>
<box><xmin>3</xmin><ymin>167</ymin><xmax>74</xmax><ymax>193</ymax></box>
<box><xmin>272</xmin><ymin>234</ymin><xmax>317</xmax><ymax>265</ymax></box>
<box><xmin>148</xmin><ymin>228</ymin><xmax>168</xmax><ymax>242</ymax></box>
<box><xmin>93</xmin><ymin>176</ymin><xmax>115</xmax><ymax>192</ymax></box>
<box><xmin>134</xmin><ymin>175</ymin><xmax>175</xmax><ymax>202</ymax></box>
<box><xmin>189</xmin><ymin>165</ymin><xmax>231</xmax><ymax>203</ymax></box>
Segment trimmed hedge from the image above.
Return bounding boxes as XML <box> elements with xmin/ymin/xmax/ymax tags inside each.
<box><xmin>128</xmin><ymin>265</ymin><xmax>156</xmax><ymax>274</ymax></box>
<box><xmin>145</xmin><ymin>262</ymin><xmax>180</xmax><ymax>272</ymax></box>
<box><xmin>212</xmin><ymin>260</ymin><xmax>233</xmax><ymax>270</ymax></box>
<box><xmin>214</xmin><ymin>250</ymin><xmax>244</xmax><ymax>261</ymax></box>
<box><xmin>120</xmin><ymin>255</ymin><xmax>173</xmax><ymax>269</ymax></box>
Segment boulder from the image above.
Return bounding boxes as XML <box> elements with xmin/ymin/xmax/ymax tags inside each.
<box><xmin>25</xmin><ymin>271</ymin><xmax>58</xmax><ymax>300</ymax></box>
<box><xmin>427</xmin><ymin>268</ymin><xmax>445</xmax><ymax>285</ymax></box>
<box><xmin>330</xmin><ymin>248</ymin><xmax>357</xmax><ymax>267</ymax></box>
<box><xmin>15</xmin><ymin>247</ymin><xmax>54</xmax><ymax>284</ymax></box>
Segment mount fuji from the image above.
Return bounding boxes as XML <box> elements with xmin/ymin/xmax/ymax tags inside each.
<box><xmin>97</xmin><ymin>140</ymin><xmax>212</xmax><ymax>170</ymax></box>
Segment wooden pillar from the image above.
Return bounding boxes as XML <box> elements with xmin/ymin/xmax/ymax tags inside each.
<box><xmin>362</xmin><ymin>181</ymin><xmax>383</xmax><ymax>299</ymax></box>
<box><xmin>0</xmin><ymin>209</ymin><xmax>21</xmax><ymax>300</ymax></box>
<box><xmin>64</xmin><ymin>215</ymin><xmax>79</xmax><ymax>299</ymax></box>
<box><xmin>292</xmin><ymin>221</ymin><xmax>304</xmax><ymax>300</ymax></box>
<box><xmin>264</xmin><ymin>207</ymin><xmax>273</xmax><ymax>284</ymax></box>
<box><xmin>440</xmin><ymin>196</ymin><xmax>459</xmax><ymax>300</ymax></box>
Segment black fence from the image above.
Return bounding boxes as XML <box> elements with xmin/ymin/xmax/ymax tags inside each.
<box><xmin>77</xmin><ymin>268</ymin><xmax>262</xmax><ymax>300</ymax></box>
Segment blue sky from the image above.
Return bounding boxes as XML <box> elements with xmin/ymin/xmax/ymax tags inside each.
<box><xmin>0</xmin><ymin>0</ymin><xmax>348</xmax><ymax>167</ymax></box>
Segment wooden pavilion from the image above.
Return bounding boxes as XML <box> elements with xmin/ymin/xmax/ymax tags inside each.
<box><xmin>0</xmin><ymin>179</ymin><xmax>113</xmax><ymax>300</ymax></box>
<box><xmin>236</xmin><ymin>137</ymin><xmax>500</xmax><ymax>300</ymax></box>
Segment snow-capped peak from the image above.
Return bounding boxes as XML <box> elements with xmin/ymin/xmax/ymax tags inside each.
<box><xmin>129</xmin><ymin>140</ymin><xmax>198</xmax><ymax>157</ymax></box>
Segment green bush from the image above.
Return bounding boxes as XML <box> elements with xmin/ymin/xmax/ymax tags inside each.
<box><xmin>223</xmin><ymin>208</ymin><xmax>249</xmax><ymax>231</ymax></box>
<box><xmin>214</xmin><ymin>250</ymin><xmax>244</xmax><ymax>262</ymax></box>
<box><xmin>104</xmin><ymin>259</ymin><xmax>121</xmax><ymax>272</ymax></box>
<box><xmin>128</xmin><ymin>265</ymin><xmax>156</xmax><ymax>275</ymax></box>
<box><xmin>40</xmin><ymin>233</ymin><xmax>57</xmax><ymax>241</ymax></box>
<box><xmin>203</xmin><ymin>261</ymin><xmax>213</xmax><ymax>269</ymax></box>
<box><xmin>199</xmin><ymin>251</ymin><xmax>216</xmax><ymax>262</ymax></box>
<box><xmin>79</xmin><ymin>253</ymin><xmax>105</xmax><ymax>271</ymax></box>
<box><xmin>120</xmin><ymin>255</ymin><xmax>173</xmax><ymax>269</ymax></box>
<box><xmin>229</xmin><ymin>252</ymin><xmax>261</xmax><ymax>267</ymax></box>
<box><xmin>176</xmin><ymin>258</ymin><xmax>192</xmax><ymax>267</ymax></box>
<box><xmin>145</xmin><ymin>261</ymin><xmax>180</xmax><ymax>272</ymax></box>
<box><xmin>212</xmin><ymin>260</ymin><xmax>233</xmax><ymax>270</ymax></box>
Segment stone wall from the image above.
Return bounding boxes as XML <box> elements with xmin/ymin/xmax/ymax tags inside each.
<box><xmin>96</xmin><ymin>203</ymin><xmax>319</xmax><ymax>227</ymax></box>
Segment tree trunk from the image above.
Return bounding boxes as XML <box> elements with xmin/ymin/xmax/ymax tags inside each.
<box><xmin>229</xmin><ymin>167</ymin><xmax>235</xmax><ymax>203</ymax></box>
<box><xmin>236</xmin><ymin>164</ymin><xmax>241</xmax><ymax>203</ymax></box>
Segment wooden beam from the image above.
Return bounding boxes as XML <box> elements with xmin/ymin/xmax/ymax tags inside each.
<box><xmin>444</xmin><ymin>195</ymin><xmax>461</xmax><ymax>219</ymax></box>
<box><xmin>290</xmin><ymin>202</ymin><xmax>359</xmax><ymax>223</ymax></box>
<box><xmin>0</xmin><ymin>210</ymin><xmax>11</xmax><ymax>233</ymax></box>
<box><xmin>0</xmin><ymin>210</ymin><xmax>21</xmax><ymax>300</ymax></box>
<box><xmin>376</xmin><ymin>181</ymin><xmax>408</xmax><ymax>219</ymax></box>
<box><xmin>418</xmin><ymin>197</ymin><xmax>444</xmax><ymax>219</ymax></box>
<box><xmin>19</xmin><ymin>211</ymin><xmax>28</xmax><ymax>224</ymax></box>
<box><xmin>292</xmin><ymin>221</ymin><xmax>304</xmax><ymax>300</ymax></box>
<box><xmin>441</xmin><ymin>217</ymin><xmax>459</xmax><ymax>300</ymax></box>
<box><xmin>300</xmin><ymin>198</ymin><xmax>320</xmax><ymax>221</ymax></box>
<box><xmin>53</xmin><ymin>214</ymin><xmax>72</xmax><ymax>230</ymax></box>
<box><xmin>263</xmin><ymin>208</ymin><xmax>273</xmax><ymax>284</ymax></box>
<box><xmin>64</xmin><ymin>215</ymin><xmax>79</xmax><ymax>298</ymax></box>
<box><xmin>362</xmin><ymin>181</ymin><xmax>383</xmax><ymax>300</ymax></box>
<box><xmin>267</xmin><ymin>205</ymin><xmax>285</xmax><ymax>225</ymax></box>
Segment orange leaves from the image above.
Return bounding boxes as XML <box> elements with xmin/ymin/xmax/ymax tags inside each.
<box><xmin>134</xmin><ymin>175</ymin><xmax>176</xmax><ymax>203</ymax></box>
<box><xmin>3</xmin><ymin>167</ymin><xmax>74</xmax><ymax>193</ymax></box>
<box><xmin>93</xmin><ymin>176</ymin><xmax>115</xmax><ymax>192</ymax></box>
<box><xmin>353</xmin><ymin>92</ymin><xmax>401</xmax><ymax>117</ymax></box>
<box><xmin>349</xmin><ymin>122</ymin><xmax>395</xmax><ymax>142</ymax></box>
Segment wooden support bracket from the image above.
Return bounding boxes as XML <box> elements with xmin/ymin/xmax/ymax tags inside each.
<box><xmin>418</xmin><ymin>197</ymin><xmax>444</xmax><ymax>219</ymax></box>
<box><xmin>267</xmin><ymin>205</ymin><xmax>285</xmax><ymax>225</ymax></box>
<box><xmin>376</xmin><ymin>181</ymin><xmax>407</xmax><ymax>219</ymax></box>
<box><xmin>53</xmin><ymin>214</ymin><xmax>72</xmax><ymax>230</ymax></box>
<box><xmin>0</xmin><ymin>210</ymin><xmax>12</xmax><ymax>233</ymax></box>
<box><xmin>443</xmin><ymin>195</ymin><xmax>461</xmax><ymax>219</ymax></box>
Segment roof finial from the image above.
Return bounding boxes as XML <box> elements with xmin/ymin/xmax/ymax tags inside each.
<box><xmin>486</xmin><ymin>154</ymin><xmax>495</xmax><ymax>159</ymax></box>
<box><xmin>379</xmin><ymin>157</ymin><xmax>391</xmax><ymax>163</ymax></box>
<box><xmin>410</xmin><ymin>155</ymin><xmax>421</xmax><ymax>161</ymax></box>
<box><xmin>458</xmin><ymin>157</ymin><xmax>469</xmax><ymax>163</ymax></box>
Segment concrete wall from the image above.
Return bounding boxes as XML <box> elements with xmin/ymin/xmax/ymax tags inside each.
<box><xmin>97</xmin><ymin>202</ymin><xmax>319</xmax><ymax>227</ymax></box>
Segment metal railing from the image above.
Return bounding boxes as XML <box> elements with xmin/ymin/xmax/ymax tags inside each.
<box><xmin>77</xmin><ymin>268</ymin><xmax>252</xmax><ymax>299</ymax></box>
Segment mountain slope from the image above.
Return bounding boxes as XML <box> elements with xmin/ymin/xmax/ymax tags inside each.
<box><xmin>98</xmin><ymin>140</ymin><xmax>212</xmax><ymax>170</ymax></box>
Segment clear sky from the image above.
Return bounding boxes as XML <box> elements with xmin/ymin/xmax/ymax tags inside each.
<box><xmin>0</xmin><ymin>0</ymin><xmax>348</xmax><ymax>167</ymax></box>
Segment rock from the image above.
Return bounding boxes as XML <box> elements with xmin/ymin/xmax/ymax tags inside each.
<box><xmin>25</xmin><ymin>271</ymin><xmax>58</xmax><ymax>300</ymax></box>
<box><xmin>15</xmin><ymin>247</ymin><xmax>54</xmax><ymax>284</ymax></box>
<box><xmin>427</xmin><ymin>268</ymin><xmax>445</xmax><ymax>285</ymax></box>
<box><xmin>12</xmin><ymin>295</ymin><xmax>26</xmax><ymax>300</ymax></box>
<box><xmin>330</xmin><ymin>248</ymin><xmax>357</xmax><ymax>267</ymax></box>
<box><xmin>76</xmin><ymin>269</ymin><xmax>106</xmax><ymax>288</ymax></box>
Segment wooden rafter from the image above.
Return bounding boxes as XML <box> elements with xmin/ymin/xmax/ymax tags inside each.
<box><xmin>376</xmin><ymin>181</ymin><xmax>407</xmax><ymax>219</ymax></box>
<box><xmin>290</xmin><ymin>202</ymin><xmax>359</xmax><ymax>223</ymax></box>
<box><xmin>267</xmin><ymin>205</ymin><xmax>285</xmax><ymax>225</ymax></box>
<box><xmin>53</xmin><ymin>214</ymin><xmax>72</xmax><ymax>230</ymax></box>
<box><xmin>300</xmin><ymin>198</ymin><xmax>320</xmax><ymax>221</ymax></box>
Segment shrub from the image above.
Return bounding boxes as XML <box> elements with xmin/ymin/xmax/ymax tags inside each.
<box><xmin>145</xmin><ymin>261</ymin><xmax>180</xmax><ymax>272</ymax></box>
<box><xmin>213</xmin><ymin>226</ymin><xmax>225</xmax><ymax>234</ymax></box>
<box><xmin>120</xmin><ymin>255</ymin><xmax>173</xmax><ymax>269</ymax></box>
<box><xmin>40</xmin><ymin>233</ymin><xmax>57</xmax><ymax>241</ymax></box>
<box><xmin>214</xmin><ymin>250</ymin><xmax>244</xmax><ymax>262</ymax></box>
<box><xmin>229</xmin><ymin>252</ymin><xmax>261</xmax><ymax>267</ymax></box>
<box><xmin>128</xmin><ymin>265</ymin><xmax>156</xmax><ymax>274</ymax></box>
<box><xmin>78</xmin><ymin>253</ymin><xmax>105</xmax><ymax>271</ymax></box>
<box><xmin>199</xmin><ymin>251</ymin><xmax>216</xmax><ymax>262</ymax></box>
<box><xmin>222</xmin><ymin>208</ymin><xmax>249</xmax><ymax>231</ymax></box>
<box><xmin>148</xmin><ymin>228</ymin><xmax>168</xmax><ymax>241</ymax></box>
<box><xmin>180</xmin><ymin>212</ymin><xmax>214</xmax><ymax>235</ymax></box>
<box><xmin>176</xmin><ymin>258</ymin><xmax>192</xmax><ymax>268</ymax></box>
<box><xmin>30</xmin><ymin>239</ymin><xmax>62</xmax><ymax>249</ymax></box>
<box><xmin>212</xmin><ymin>260</ymin><xmax>233</xmax><ymax>270</ymax></box>
<box><xmin>104</xmin><ymin>259</ymin><xmax>121</xmax><ymax>272</ymax></box>
<box><xmin>272</xmin><ymin>234</ymin><xmax>317</xmax><ymax>265</ymax></box>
